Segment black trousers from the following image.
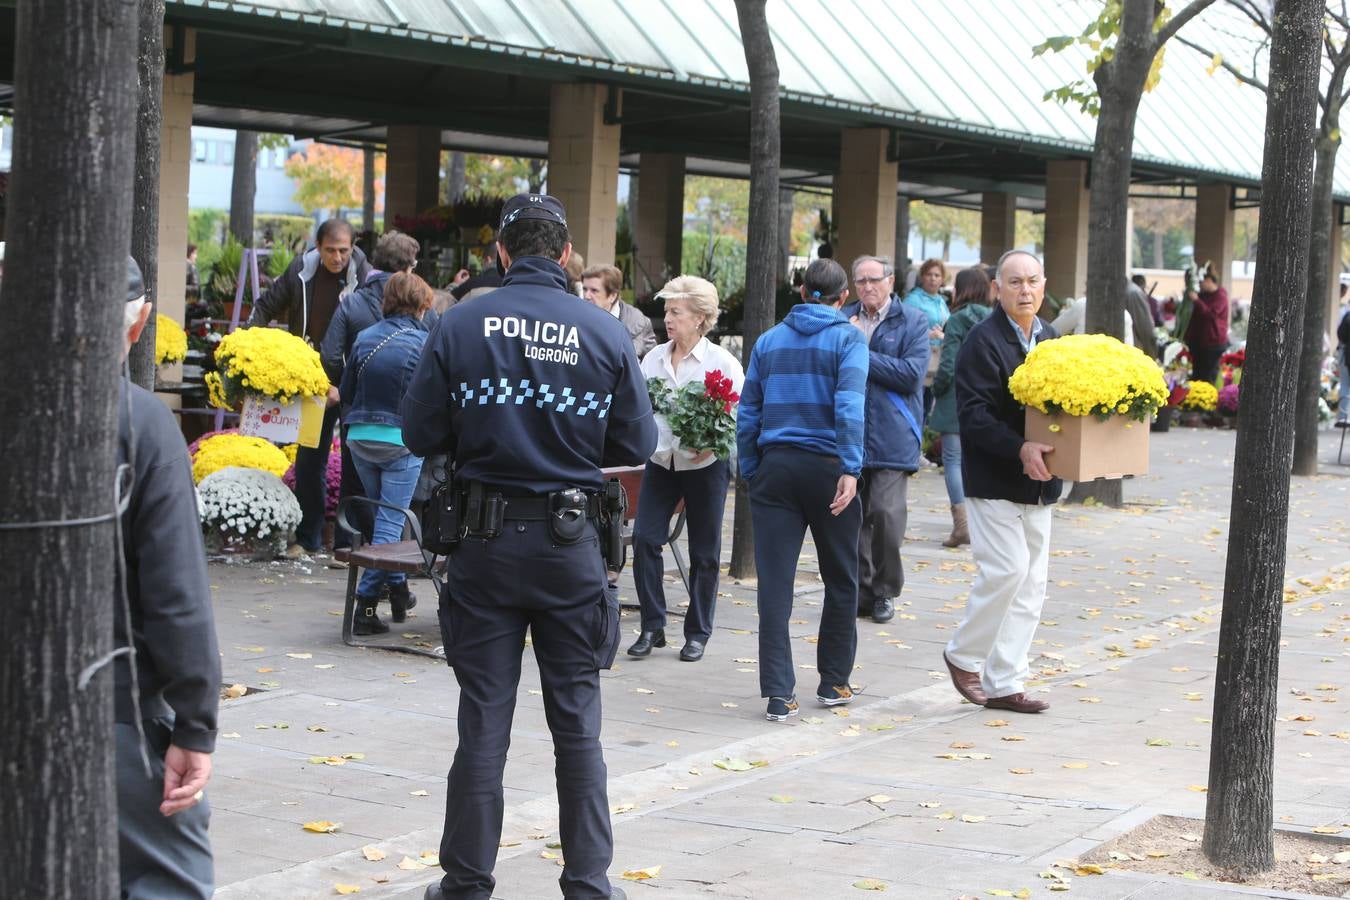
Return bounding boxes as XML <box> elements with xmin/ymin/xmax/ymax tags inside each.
<box><xmin>293</xmin><ymin>404</ymin><xmax>338</xmax><ymax>551</ymax></box>
<box><xmin>1191</xmin><ymin>343</ymin><xmax>1225</xmax><ymax>384</ymax></box>
<box><xmin>749</xmin><ymin>447</ymin><xmax>861</xmax><ymax>700</ymax></box>
<box><xmin>857</xmin><ymin>468</ymin><xmax>909</xmax><ymax>606</ymax></box>
<box><xmin>632</xmin><ymin>458</ymin><xmax>730</xmax><ymax>642</ymax></box>
<box><xmin>435</xmin><ymin>520</ymin><xmax>618</xmax><ymax>899</ymax></box>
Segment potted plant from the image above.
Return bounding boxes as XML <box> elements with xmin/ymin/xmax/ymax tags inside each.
<box><xmin>204</xmin><ymin>327</ymin><xmax>329</xmax><ymax>446</ymax></box>
<box><xmin>155</xmin><ymin>313</ymin><xmax>188</xmax><ymax>368</ymax></box>
<box><xmin>1178</xmin><ymin>379</ymin><xmax>1218</xmax><ymax>426</ymax></box>
<box><xmin>1009</xmin><ymin>334</ymin><xmax>1167</xmax><ymax>481</ymax></box>
<box><xmin>197</xmin><ymin>466</ymin><xmax>302</xmax><ymax>560</ymax></box>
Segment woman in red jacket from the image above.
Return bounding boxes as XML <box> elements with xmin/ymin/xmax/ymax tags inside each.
<box><xmin>1185</xmin><ymin>267</ymin><xmax>1230</xmax><ymax>383</ymax></box>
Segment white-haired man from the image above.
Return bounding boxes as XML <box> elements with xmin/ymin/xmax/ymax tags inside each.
<box><xmin>117</xmin><ymin>257</ymin><xmax>221</xmax><ymax>897</ymax></box>
<box><xmin>943</xmin><ymin>250</ymin><xmax>1060</xmax><ymax>714</ymax></box>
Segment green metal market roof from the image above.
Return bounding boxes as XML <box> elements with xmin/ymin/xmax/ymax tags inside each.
<box><xmin>162</xmin><ymin>0</ymin><xmax>1337</xmax><ymax>198</ymax></box>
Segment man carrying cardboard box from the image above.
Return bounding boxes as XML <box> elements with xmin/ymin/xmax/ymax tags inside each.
<box><xmin>943</xmin><ymin>250</ymin><xmax>1061</xmax><ymax>714</ymax></box>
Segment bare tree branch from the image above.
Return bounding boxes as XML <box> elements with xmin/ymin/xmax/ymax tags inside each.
<box><xmin>1175</xmin><ymin>33</ymin><xmax>1270</xmax><ymax>90</ymax></box>
<box><xmin>1230</xmin><ymin>0</ymin><xmax>1274</xmax><ymax>34</ymax></box>
<box><xmin>1155</xmin><ymin>0</ymin><xmax>1222</xmax><ymax>48</ymax></box>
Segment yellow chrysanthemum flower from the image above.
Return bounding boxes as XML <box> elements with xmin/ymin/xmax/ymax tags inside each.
<box><xmin>1181</xmin><ymin>380</ymin><xmax>1218</xmax><ymax>411</ymax></box>
<box><xmin>155</xmin><ymin>314</ymin><xmax>188</xmax><ymax>365</ymax></box>
<box><xmin>206</xmin><ymin>327</ymin><xmax>328</xmax><ymax>409</ymax></box>
<box><xmin>191</xmin><ymin>433</ymin><xmax>291</xmax><ymax>484</ymax></box>
<box><xmin>1009</xmin><ymin>333</ymin><xmax>1168</xmax><ymax>422</ymax></box>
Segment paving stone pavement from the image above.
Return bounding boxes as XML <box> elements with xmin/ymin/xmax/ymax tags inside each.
<box><xmin>206</xmin><ymin>428</ymin><xmax>1350</xmax><ymax>899</ymax></box>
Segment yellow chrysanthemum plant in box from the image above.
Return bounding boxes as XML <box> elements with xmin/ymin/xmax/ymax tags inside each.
<box><xmin>155</xmin><ymin>313</ymin><xmax>188</xmax><ymax>366</ymax></box>
<box><xmin>204</xmin><ymin>327</ymin><xmax>329</xmax><ymax>446</ymax></box>
<box><xmin>1009</xmin><ymin>334</ymin><xmax>1168</xmax><ymax>481</ymax></box>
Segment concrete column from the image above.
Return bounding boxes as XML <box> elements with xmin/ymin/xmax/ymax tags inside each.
<box><xmin>895</xmin><ymin>196</ymin><xmax>910</xmax><ymax>272</ymax></box>
<box><xmin>634</xmin><ymin>152</ymin><xmax>684</xmax><ymax>292</ymax></box>
<box><xmin>385</xmin><ymin>125</ymin><xmax>441</xmax><ymax>225</ymax></box>
<box><xmin>157</xmin><ymin>26</ymin><xmax>195</xmax><ymax>393</ymax></box>
<box><xmin>1327</xmin><ymin>204</ymin><xmax>1344</xmax><ymax>346</ymax></box>
<box><xmin>1043</xmin><ymin>159</ymin><xmax>1089</xmax><ymax>299</ymax></box>
<box><xmin>547</xmin><ymin>83</ymin><xmax>621</xmax><ymax>266</ymax></box>
<box><xmin>834</xmin><ymin>128</ymin><xmax>897</xmax><ymax>273</ymax></box>
<box><xmin>980</xmin><ymin>191</ymin><xmax>1017</xmax><ymax>263</ymax></box>
<box><xmin>1194</xmin><ymin>183</ymin><xmax>1234</xmax><ymax>286</ymax></box>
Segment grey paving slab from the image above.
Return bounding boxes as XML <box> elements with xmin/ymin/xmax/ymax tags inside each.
<box><xmin>199</xmin><ymin>427</ymin><xmax>1350</xmax><ymax>899</ymax></box>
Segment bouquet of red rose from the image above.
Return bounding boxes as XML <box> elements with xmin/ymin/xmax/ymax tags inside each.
<box><xmin>647</xmin><ymin>369</ymin><xmax>740</xmax><ymax>460</ymax></box>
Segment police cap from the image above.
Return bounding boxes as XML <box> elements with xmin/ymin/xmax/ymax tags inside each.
<box><xmin>498</xmin><ymin>193</ymin><xmax>568</xmax><ymax>232</ymax></box>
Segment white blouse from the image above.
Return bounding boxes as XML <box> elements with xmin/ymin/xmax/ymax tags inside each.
<box><xmin>640</xmin><ymin>336</ymin><xmax>746</xmax><ymax>471</ymax></box>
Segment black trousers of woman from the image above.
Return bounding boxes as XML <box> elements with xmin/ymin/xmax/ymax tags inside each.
<box><xmin>632</xmin><ymin>458</ymin><xmax>731</xmax><ymax>643</ymax></box>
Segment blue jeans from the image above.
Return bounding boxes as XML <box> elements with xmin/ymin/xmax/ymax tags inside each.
<box><xmin>1339</xmin><ymin>350</ymin><xmax>1349</xmax><ymax>417</ymax></box>
<box><xmin>350</xmin><ymin>449</ymin><xmax>423</xmax><ymax>598</ymax></box>
<box><xmin>941</xmin><ymin>432</ymin><xmax>964</xmax><ymax>505</ymax></box>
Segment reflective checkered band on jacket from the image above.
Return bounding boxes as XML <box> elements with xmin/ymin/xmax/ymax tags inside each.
<box><xmin>456</xmin><ymin>378</ymin><xmax>612</xmax><ymax>417</ymax></box>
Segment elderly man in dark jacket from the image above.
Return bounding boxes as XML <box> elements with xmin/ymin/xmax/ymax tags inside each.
<box><xmin>117</xmin><ymin>258</ymin><xmax>221</xmax><ymax>898</ymax></box>
<box><xmin>840</xmin><ymin>255</ymin><xmax>931</xmax><ymax>624</ymax></box>
<box><xmin>943</xmin><ymin>249</ymin><xmax>1060</xmax><ymax>715</ymax></box>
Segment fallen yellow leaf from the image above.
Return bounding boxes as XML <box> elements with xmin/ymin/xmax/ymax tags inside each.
<box><xmin>302</xmin><ymin>820</ymin><xmax>341</xmax><ymax>834</ymax></box>
<box><xmin>361</xmin><ymin>846</ymin><xmax>386</xmax><ymax>862</ymax></box>
<box><xmin>621</xmin><ymin>865</ymin><xmax>662</xmax><ymax>881</ymax></box>
<box><xmin>334</xmin><ymin>884</ymin><xmax>360</xmax><ymax>895</ymax></box>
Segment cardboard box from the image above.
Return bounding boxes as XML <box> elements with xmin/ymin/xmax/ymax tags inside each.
<box><xmin>1024</xmin><ymin>408</ymin><xmax>1150</xmax><ymax>481</ymax></box>
<box><xmin>239</xmin><ymin>394</ymin><xmax>325</xmax><ymax>448</ymax></box>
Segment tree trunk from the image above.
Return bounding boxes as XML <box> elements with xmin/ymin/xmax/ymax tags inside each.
<box><xmin>895</xmin><ymin>196</ymin><xmax>910</xmax><ymax>271</ymax></box>
<box><xmin>1202</xmin><ymin>0</ymin><xmax>1322</xmax><ymax>875</ymax></box>
<box><xmin>362</xmin><ymin>144</ymin><xmax>377</xmax><ymax>232</ymax></box>
<box><xmin>230</xmin><ymin>129</ymin><xmax>257</xmax><ymax>245</ymax></box>
<box><xmin>528</xmin><ymin>159</ymin><xmax>546</xmax><ymax>195</ymax></box>
<box><xmin>0</xmin><ymin>1</ymin><xmax>138</xmax><ymax>894</ymax></box>
<box><xmin>128</xmin><ymin>0</ymin><xmax>165</xmax><ymax>390</ymax></box>
<box><xmin>1151</xmin><ymin>230</ymin><xmax>1164</xmax><ymax>269</ymax></box>
<box><xmin>729</xmin><ymin>0</ymin><xmax>781</xmax><ymax>581</ymax></box>
<box><xmin>777</xmin><ymin>186</ymin><xmax>794</xmax><ymax>282</ymax></box>
<box><xmin>1291</xmin><ymin>130</ymin><xmax>1341</xmax><ymax>474</ymax></box>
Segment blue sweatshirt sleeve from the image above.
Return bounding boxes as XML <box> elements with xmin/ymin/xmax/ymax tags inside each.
<box><xmin>735</xmin><ymin>347</ymin><xmax>764</xmax><ymax>480</ymax></box>
<box><xmin>835</xmin><ymin>330</ymin><xmax>869</xmax><ymax>476</ymax></box>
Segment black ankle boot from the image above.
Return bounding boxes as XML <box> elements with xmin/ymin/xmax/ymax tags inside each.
<box><xmin>353</xmin><ymin>600</ymin><xmax>389</xmax><ymax>636</ymax></box>
<box><xmin>388</xmin><ymin>581</ymin><xmax>417</xmax><ymax>623</ymax></box>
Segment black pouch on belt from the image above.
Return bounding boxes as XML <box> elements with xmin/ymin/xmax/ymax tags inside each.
<box><xmin>547</xmin><ymin>488</ymin><xmax>590</xmax><ymax>544</ymax></box>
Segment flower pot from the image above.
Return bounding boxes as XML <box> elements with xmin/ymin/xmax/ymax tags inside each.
<box><xmin>1024</xmin><ymin>409</ymin><xmax>1151</xmax><ymax>481</ymax></box>
<box><xmin>1150</xmin><ymin>406</ymin><xmax>1174</xmax><ymax>433</ymax></box>
<box><xmin>1178</xmin><ymin>411</ymin><xmax>1205</xmax><ymax>427</ymax></box>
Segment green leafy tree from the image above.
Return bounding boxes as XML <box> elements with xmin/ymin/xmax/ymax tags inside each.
<box><xmin>909</xmin><ymin>200</ymin><xmax>980</xmax><ymax>261</ymax></box>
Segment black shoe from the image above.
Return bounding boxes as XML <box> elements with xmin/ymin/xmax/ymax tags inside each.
<box><xmin>857</xmin><ymin>601</ymin><xmax>875</xmax><ymax>618</ymax></box>
<box><xmin>352</xmin><ymin>601</ymin><xmax>389</xmax><ymax>636</ymax></box>
<box><xmin>872</xmin><ymin>598</ymin><xmax>895</xmax><ymax>623</ymax></box>
<box><xmin>679</xmin><ymin>640</ymin><xmax>706</xmax><ymax>662</ymax></box>
<box><xmin>388</xmin><ymin>581</ymin><xmax>417</xmax><ymax>623</ymax></box>
<box><xmin>423</xmin><ymin>883</ymin><xmax>442</xmax><ymax>900</ymax></box>
<box><xmin>626</xmin><ymin>629</ymin><xmax>666</xmax><ymax>657</ymax></box>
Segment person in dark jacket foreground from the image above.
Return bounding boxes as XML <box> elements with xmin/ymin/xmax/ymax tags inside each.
<box><xmin>839</xmin><ymin>255</ymin><xmax>930</xmax><ymax>624</ymax></box>
<box><xmin>738</xmin><ymin>258</ymin><xmax>869</xmax><ymax>723</ymax></box>
<box><xmin>944</xmin><ymin>250</ymin><xmax>1060</xmax><ymax>715</ymax></box>
<box><xmin>117</xmin><ymin>257</ymin><xmax>221</xmax><ymax>898</ymax></box>
<box><xmin>403</xmin><ymin>193</ymin><xmax>655</xmax><ymax>900</ymax></box>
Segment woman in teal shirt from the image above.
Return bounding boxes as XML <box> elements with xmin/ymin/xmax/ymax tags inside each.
<box><xmin>902</xmin><ymin>258</ymin><xmax>951</xmax><ymax>417</ymax></box>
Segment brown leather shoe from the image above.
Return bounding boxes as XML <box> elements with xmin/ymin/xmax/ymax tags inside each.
<box><xmin>984</xmin><ymin>692</ymin><xmax>1049</xmax><ymax>714</ymax></box>
<box><xmin>943</xmin><ymin>652</ymin><xmax>987</xmax><ymax>705</ymax></box>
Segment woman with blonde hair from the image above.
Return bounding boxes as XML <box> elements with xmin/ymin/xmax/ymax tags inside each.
<box><xmin>627</xmin><ymin>275</ymin><xmax>744</xmax><ymax>663</ymax></box>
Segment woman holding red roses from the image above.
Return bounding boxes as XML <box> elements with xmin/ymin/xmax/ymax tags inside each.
<box><xmin>627</xmin><ymin>276</ymin><xmax>744</xmax><ymax>663</ymax></box>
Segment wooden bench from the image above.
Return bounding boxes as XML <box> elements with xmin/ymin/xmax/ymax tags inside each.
<box><xmin>333</xmin><ymin>497</ymin><xmax>444</xmax><ymax>659</ymax></box>
<box><xmin>601</xmin><ymin>465</ymin><xmax>691</xmax><ymax>600</ymax></box>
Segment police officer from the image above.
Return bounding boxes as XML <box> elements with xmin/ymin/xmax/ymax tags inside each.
<box><xmin>402</xmin><ymin>194</ymin><xmax>656</xmax><ymax>900</ymax></box>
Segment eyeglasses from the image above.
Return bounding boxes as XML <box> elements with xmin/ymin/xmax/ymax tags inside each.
<box><xmin>854</xmin><ymin>276</ymin><xmax>890</xmax><ymax>286</ymax></box>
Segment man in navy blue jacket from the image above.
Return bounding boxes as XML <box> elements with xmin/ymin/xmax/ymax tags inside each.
<box><xmin>840</xmin><ymin>255</ymin><xmax>931</xmax><ymax>624</ymax></box>
<box><xmin>402</xmin><ymin>193</ymin><xmax>654</xmax><ymax>900</ymax></box>
<box><xmin>944</xmin><ymin>250</ymin><xmax>1060</xmax><ymax>715</ymax></box>
<box><xmin>738</xmin><ymin>258</ymin><xmax>869</xmax><ymax>722</ymax></box>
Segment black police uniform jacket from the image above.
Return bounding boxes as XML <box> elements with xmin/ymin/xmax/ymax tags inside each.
<box><xmin>400</xmin><ymin>255</ymin><xmax>657</xmax><ymax>491</ymax></box>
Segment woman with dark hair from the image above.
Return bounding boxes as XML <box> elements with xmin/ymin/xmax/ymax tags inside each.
<box><xmin>737</xmin><ymin>256</ymin><xmax>869</xmax><ymax>721</ymax></box>
<box><xmin>929</xmin><ymin>267</ymin><xmax>993</xmax><ymax>547</ymax></box>
<box><xmin>337</xmin><ymin>271</ymin><xmax>434</xmax><ymax>634</ymax></box>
